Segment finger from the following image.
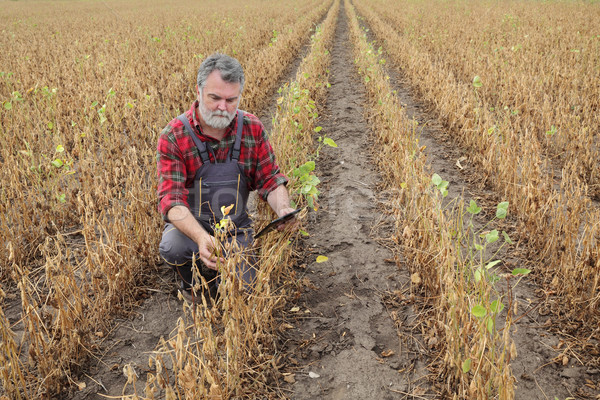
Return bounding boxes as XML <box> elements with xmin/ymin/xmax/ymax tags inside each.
<box><xmin>276</xmin><ymin>219</ymin><xmax>291</xmax><ymax>231</ymax></box>
<box><xmin>277</xmin><ymin>217</ymin><xmax>298</xmax><ymax>232</ymax></box>
<box><xmin>202</xmin><ymin>255</ymin><xmax>218</xmax><ymax>270</ymax></box>
<box><xmin>199</xmin><ymin>247</ymin><xmax>218</xmax><ymax>269</ymax></box>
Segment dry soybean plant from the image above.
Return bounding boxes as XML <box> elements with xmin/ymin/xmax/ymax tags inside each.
<box><xmin>0</xmin><ymin>0</ymin><xmax>329</xmax><ymax>397</ymax></box>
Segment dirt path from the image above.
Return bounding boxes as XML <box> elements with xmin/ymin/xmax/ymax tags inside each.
<box><xmin>287</xmin><ymin>3</ymin><xmax>600</xmax><ymax>400</ymax></box>
<box><xmin>286</xmin><ymin>5</ymin><xmax>429</xmax><ymax>398</ymax></box>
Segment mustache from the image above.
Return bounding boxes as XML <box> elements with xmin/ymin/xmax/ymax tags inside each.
<box><xmin>210</xmin><ymin>110</ymin><xmax>230</xmax><ymax>117</ymax></box>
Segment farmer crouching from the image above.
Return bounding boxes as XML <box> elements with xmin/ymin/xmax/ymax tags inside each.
<box><xmin>156</xmin><ymin>53</ymin><xmax>297</xmax><ymax>303</ymax></box>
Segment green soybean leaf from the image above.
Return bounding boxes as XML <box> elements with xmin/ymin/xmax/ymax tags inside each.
<box><xmin>467</xmin><ymin>200</ymin><xmax>482</xmax><ymax>215</ymax></box>
<box><xmin>471</xmin><ymin>305</ymin><xmax>487</xmax><ymax>318</ymax></box>
<box><xmin>51</xmin><ymin>159</ymin><xmax>63</xmax><ymax>168</ymax></box>
<box><xmin>314</xmin><ymin>126</ymin><xmax>323</xmax><ymax>133</ymax></box>
<box><xmin>496</xmin><ymin>201</ymin><xmax>509</xmax><ymax>219</ymax></box>
<box><xmin>485</xmin><ymin>260</ymin><xmax>502</xmax><ymax>270</ymax></box>
<box><xmin>473</xmin><ymin>75</ymin><xmax>483</xmax><ymax>88</ymax></box>
<box><xmin>323</xmin><ymin>137</ymin><xmax>338</xmax><ymax>148</ymax></box>
<box><xmin>486</xmin><ymin>317</ymin><xmax>494</xmax><ymax>334</ymax></box>
<box><xmin>485</xmin><ymin>230</ymin><xmax>499</xmax><ymax>243</ymax></box>
<box><xmin>462</xmin><ymin>358</ymin><xmax>472</xmax><ymax>373</ymax></box>
<box><xmin>490</xmin><ymin>299</ymin><xmax>505</xmax><ymax>313</ymax></box>
<box><xmin>512</xmin><ymin>268</ymin><xmax>531</xmax><ymax>276</ymax></box>
<box><xmin>502</xmin><ymin>231</ymin><xmax>513</xmax><ymax>244</ymax></box>
<box><xmin>432</xmin><ymin>173</ymin><xmax>442</xmax><ymax>186</ymax></box>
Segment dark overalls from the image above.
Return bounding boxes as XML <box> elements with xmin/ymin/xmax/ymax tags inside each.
<box><xmin>159</xmin><ymin>110</ymin><xmax>257</xmax><ymax>293</ymax></box>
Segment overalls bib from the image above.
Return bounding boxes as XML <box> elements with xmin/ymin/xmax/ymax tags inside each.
<box><xmin>177</xmin><ymin>110</ymin><xmax>252</xmax><ymax>234</ymax></box>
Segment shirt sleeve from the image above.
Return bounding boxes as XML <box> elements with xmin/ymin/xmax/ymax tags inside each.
<box><xmin>253</xmin><ymin>125</ymin><xmax>288</xmax><ymax>200</ymax></box>
<box><xmin>157</xmin><ymin>123</ymin><xmax>189</xmax><ymax>220</ymax></box>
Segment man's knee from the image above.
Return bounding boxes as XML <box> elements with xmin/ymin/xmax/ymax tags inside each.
<box><xmin>159</xmin><ymin>225</ymin><xmax>197</xmax><ymax>265</ymax></box>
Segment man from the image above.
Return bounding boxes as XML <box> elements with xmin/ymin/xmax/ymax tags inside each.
<box><xmin>157</xmin><ymin>53</ymin><xmax>296</xmax><ymax>303</ymax></box>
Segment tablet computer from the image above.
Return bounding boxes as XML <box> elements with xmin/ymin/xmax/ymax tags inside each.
<box><xmin>254</xmin><ymin>208</ymin><xmax>302</xmax><ymax>239</ymax></box>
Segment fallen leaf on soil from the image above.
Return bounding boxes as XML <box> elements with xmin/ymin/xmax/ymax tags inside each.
<box><xmin>309</xmin><ymin>371</ymin><xmax>320</xmax><ymax>379</ymax></box>
<box><xmin>279</xmin><ymin>323</ymin><xmax>294</xmax><ymax>331</ymax></box>
<box><xmin>283</xmin><ymin>374</ymin><xmax>296</xmax><ymax>383</ymax></box>
<box><xmin>290</xmin><ymin>307</ymin><xmax>300</xmax><ymax>312</ymax></box>
<box><xmin>456</xmin><ymin>156</ymin><xmax>466</xmax><ymax>169</ymax></box>
<box><xmin>77</xmin><ymin>382</ymin><xmax>86</xmax><ymax>390</ymax></box>
<box><xmin>381</xmin><ymin>349</ymin><xmax>395</xmax><ymax>357</ymax></box>
<box><xmin>562</xmin><ymin>355</ymin><xmax>569</xmax><ymax>366</ymax></box>
<box><xmin>411</xmin><ymin>272</ymin><xmax>421</xmax><ymax>285</ymax></box>
<box><xmin>316</xmin><ymin>255</ymin><xmax>329</xmax><ymax>263</ymax></box>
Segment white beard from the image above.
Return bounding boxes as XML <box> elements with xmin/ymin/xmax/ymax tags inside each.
<box><xmin>198</xmin><ymin>97</ymin><xmax>236</xmax><ymax>130</ymax></box>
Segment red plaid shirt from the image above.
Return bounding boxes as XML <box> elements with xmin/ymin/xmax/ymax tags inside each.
<box><xmin>157</xmin><ymin>101</ymin><xmax>288</xmax><ymax>219</ymax></box>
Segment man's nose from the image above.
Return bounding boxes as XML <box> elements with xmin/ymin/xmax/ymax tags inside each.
<box><xmin>216</xmin><ymin>100</ymin><xmax>227</xmax><ymax>110</ymax></box>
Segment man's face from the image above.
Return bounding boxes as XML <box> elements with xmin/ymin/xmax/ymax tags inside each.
<box><xmin>197</xmin><ymin>70</ymin><xmax>241</xmax><ymax>130</ymax></box>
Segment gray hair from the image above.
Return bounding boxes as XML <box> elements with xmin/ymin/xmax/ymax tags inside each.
<box><xmin>197</xmin><ymin>53</ymin><xmax>245</xmax><ymax>93</ymax></box>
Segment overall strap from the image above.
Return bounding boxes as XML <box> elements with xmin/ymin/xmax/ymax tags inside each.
<box><xmin>231</xmin><ymin>110</ymin><xmax>244</xmax><ymax>161</ymax></box>
<box><xmin>177</xmin><ymin>114</ymin><xmax>210</xmax><ymax>164</ymax></box>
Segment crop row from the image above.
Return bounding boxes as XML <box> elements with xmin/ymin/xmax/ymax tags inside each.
<box><xmin>0</xmin><ymin>0</ymin><xmax>331</xmax><ymax>397</ymax></box>
<box><xmin>354</xmin><ymin>0</ymin><xmax>600</xmax><ymax>338</ymax></box>
<box><xmin>346</xmin><ymin>0</ymin><xmax>539</xmax><ymax>396</ymax></box>
<box><xmin>121</xmin><ymin>1</ymin><xmax>340</xmax><ymax>398</ymax></box>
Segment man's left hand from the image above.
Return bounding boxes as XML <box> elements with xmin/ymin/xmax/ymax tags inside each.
<box><xmin>276</xmin><ymin>207</ymin><xmax>300</xmax><ymax>232</ymax></box>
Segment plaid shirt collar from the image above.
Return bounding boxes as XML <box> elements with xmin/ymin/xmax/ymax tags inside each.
<box><xmin>190</xmin><ymin>100</ymin><xmax>237</xmax><ymax>142</ymax></box>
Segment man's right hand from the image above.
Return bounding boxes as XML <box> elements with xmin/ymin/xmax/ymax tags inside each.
<box><xmin>196</xmin><ymin>233</ymin><xmax>224</xmax><ymax>270</ymax></box>
<box><xmin>168</xmin><ymin>205</ymin><xmax>224</xmax><ymax>270</ymax></box>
